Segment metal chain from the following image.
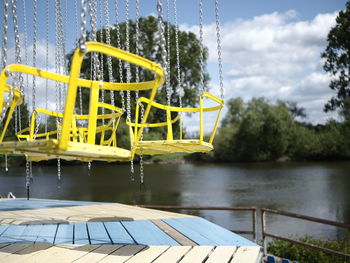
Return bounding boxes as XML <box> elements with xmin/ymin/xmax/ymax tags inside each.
<box><xmin>215</xmin><ymin>0</ymin><xmax>224</xmax><ymax>101</ymax></box>
<box><xmin>32</xmin><ymin>0</ymin><xmax>37</xmax><ymax>112</ymax></box>
<box><xmin>173</xmin><ymin>0</ymin><xmax>182</xmax><ymax>108</ymax></box>
<box><xmin>80</xmin><ymin>0</ymin><xmax>87</xmax><ymax>49</ymax></box>
<box><xmin>4</xmin><ymin>157</ymin><xmax>9</xmax><ymax>173</ymax></box>
<box><xmin>25</xmin><ymin>158</ymin><xmax>30</xmax><ymax>188</ymax></box>
<box><xmin>139</xmin><ymin>103</ymin><xmax>145</xmax><ymax>186</ymax></box>
<box><xmin>76</xmin><ymin>0</ymin><xmax>84</xmax><ymax>114</ymax></box>
<box><xmin>135</xmin><ymin>0</ymin><xmax>140</xmax><ymax>102</ymax></box>
<box><xmin>125</xmin><ymin>0</ymin><xmax>134</xmax><ymax>181</ymax></box>
<box><xmin>114</xmin><ymin>0</ymin><xmax>125</xmax><ymax>111</ymax></box>
<box><xmin>199</xmin><ymin>0</ymin><xmax>205</xmax><ymax>96</ymax></box>
<box><xmin>1</xmin><ymin>0</ymin><xmax>9</xmax><ymax>69</ymax></box>
<box><xmin>166</xmin><ymin>0</ymin><xmax>171</xmax><ymax>104</ymax></box>
<box><xmin>157</xmin><ymin>0</ymin><xmax>170</xmax><ymax>106</ymax></box>
<box><xmin>22</xmin><ymin>0</ymin><xmax>30</xmax><ymax>127</ymax></box>
<box><xmin>45</xmin><ymin>0</ymin><xmax>49</xmax><ymax>133</ymax></box>
<box><xmin>57</xmin><ymin>158</ymin><xmax>61</xmax><ymax>187</ymax></box>
<box><xmin>99</xmin><ymin>0</ymin><xmax>105</xmax><ymax>125</ymax></box>
<box><xmin>104</xmin><ymin>0</ymin><xmax>115</xmax><ymax>106</ymax></box>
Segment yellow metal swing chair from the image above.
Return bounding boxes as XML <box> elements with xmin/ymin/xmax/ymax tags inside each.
<box><xmin>128</xmin><ymin>92</ymin><xmax>223</xmax><ymax>155</ymax></box>
<box><xmin>0</xmin><ymin>42</ymin><xmax>165</xmax><ymax>162</ymax></box>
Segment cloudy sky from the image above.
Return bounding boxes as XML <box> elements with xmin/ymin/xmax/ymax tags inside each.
<box><xmin>0</xmin><ymin>0</ymin><xmax>346</xmax><ymax>130</ymax></box>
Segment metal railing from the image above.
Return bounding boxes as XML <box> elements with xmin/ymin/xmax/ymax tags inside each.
<box><xmin>261</xmin><ymin>208</ymin><xmax>350</xmax><ymax>259</ymax></box>
<box><xmin>138</xmin><ymin>205</ymin><xmax>257</xmax><ymax>242</ymax></box>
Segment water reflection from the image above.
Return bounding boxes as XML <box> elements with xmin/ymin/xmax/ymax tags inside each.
<box><xmin>0</xmin><ymin>161</ymin><xmax>349</xmax><ymax>240</ymax></box>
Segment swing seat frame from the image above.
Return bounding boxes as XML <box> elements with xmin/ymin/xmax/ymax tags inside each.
<box><xmin>128</xmin><ymin>92</ymin><xmax>223</xmax><ymax>155</ymax></box>
<box><xmin>0</xmin><ymin>42</ymin><xmax>165</xmax><ymax>162</ymax></box>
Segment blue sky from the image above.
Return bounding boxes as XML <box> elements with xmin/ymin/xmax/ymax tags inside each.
<box><xmin>0</xmin><ymin>0</ymin><xmax>348</xmax><ymax>128</ymax></box>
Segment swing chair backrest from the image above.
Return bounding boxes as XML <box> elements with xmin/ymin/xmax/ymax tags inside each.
<box><xmin>129</xmin><ymin>92</ymin><xmax>223</xmax><ymax>145</ymax></box>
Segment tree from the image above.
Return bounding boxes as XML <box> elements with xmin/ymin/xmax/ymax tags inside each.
<box><xmin>70</xmin><ymin>16</ymin><xmax>209</xmax><ymax>114</ymax></box>
<box><xmin>321</xmin><ymin>1</ymin><xmax>350</xmax><ymax>112</ymax></box>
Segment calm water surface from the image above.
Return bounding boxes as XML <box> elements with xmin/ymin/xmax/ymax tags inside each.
<box><xmin>0</xmin><ymin>161</ymin><xmax>349</xmax><ymax>241</ymax></box>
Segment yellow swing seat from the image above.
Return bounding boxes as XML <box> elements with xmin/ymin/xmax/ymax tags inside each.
<box><xmin>0</xmin><ymin>42</ymin><xmax>165</xmax><ymax>162</ymax></box>
<box><xmin>128</xmin><ymin>92</ymin><xmax>223</xmax><ymax>155</ymax></box>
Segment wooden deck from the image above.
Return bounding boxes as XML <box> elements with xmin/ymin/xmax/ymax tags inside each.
<box><xmin>0</xmin><ymin>199</ymin><xmax>262</xmax><ymax>262</ymax></box>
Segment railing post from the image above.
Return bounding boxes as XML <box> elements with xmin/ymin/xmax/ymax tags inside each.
<box><xmin>261</xmin><ymin>209</ymin><xmax>267</xmax><ymax>255</ymax></box>
<box><xmin>252</xmin><ymin>208</ymin><xmax>257</xmax><ymax>243</ymax></box>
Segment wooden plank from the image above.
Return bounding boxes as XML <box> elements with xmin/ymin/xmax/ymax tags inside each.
<box><xmin>21</xmin><ymin>224</ymin><xmax>43</xmax><ymax>243</ymax></box>
<box><xmin>0</xmin><ymin>225</ymin><xmax>9</xmax><ymax>235</ymax></box>
<box><xmin>179</xmin><ymin>246</ymin><xmax>214</xmax><ymax>263</ymax></box>
<box><xmin>98</xmin><ymin>245</ymin><xmax>145</xmax><ymax>263</ymax></box>
<box><xmin>151</xmin><ymin>220</ymin><xmax>197</xmax><ymax>246</ymax></box>
<box><xmin>126</xmin><ymin>246</ymin><xmax>169</xmax><ymax>263</ymax></box>
<box><xmin>0</xmin><ymin>244</ymin><xmax>31</xmax><ymax>259</ymax></box>
<box><xmin>206</xmin><ymin>246</ymin><xmax>237</xmax><ymax>263</ymax></box>
<box><xmin>73</xmin><ymin>244</ymin><xmax>122</xmax><ymax>263</ymax></box>
<box><xmin>2</xmin><ymin>244</ymin><xmax>52</xmax><ymax>263</ymax></box>
<box><xmin>153</xmin><ymin>246</ymin><xmax>192</xmax><ymax>263</ymax></box>
<box><xmin>35</xmin><ymin>224</ymin><xmax>58</xmax><ymax>244</ymax></box>
<box><xmin>103</xmin><ymin>221</ymin><xmax>135</xmax><ymax>245</ymax></box>
<box><xmin>162</xmin><ymin>218</ymin><xmax>214</xmax><ymax>245</ymax></box>
<box><xmin>21</xmin><ymin>245</ymin><xmax>97</xmax><ymax>263</ymax></box>
<box><xmin>164</xmin><ymin>217</ymin><xmax>258</xmax><ymax>246</ymax></box>
<box><xmin>87</xmin><ymin>222</ymin><xmax>111</xmax><ymax>244</ymax></box>
<box><xmin>54</xmin><ymin>224</ymin><xmax>73</xmax><ymax>244</ymax></box>
<box><xmin>230</xmin><ymin>246</ymin><xmax>262</xmax><ymax>263</ymax></box>
<box><xmin>74</xmin><ymin>222</ymin><xmax>90</xmax><ymax>245</ymax></box>
<box><xmin>121</xmin><ymin>220</ymin><xmax>179</xmax><ymax>246</ymax></box>
<box><xmin>0</xmin><ymin>224</ymin><xmax>27</xmax><ymax>243</ymax></box>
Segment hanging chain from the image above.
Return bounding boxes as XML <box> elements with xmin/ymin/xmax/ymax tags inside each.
<box><xmin>135</xmin><ymin>0</ymin><xmax>140</xmax><ymax>102</ymax></box>
<box><xmin>125</xmin><ymin>0</ymin><xmax>134</xmax><ymax>181</ymax></box>
<box><xmin>76</xmin><ymin>0</ymin><xmax>84</xmax><ymax>114</ymax></box>
<box><xmin>98</xmin><ymin>0</ymin><xmax>105</xmax><ymax>125</ymax></box>
<box><xmin>166</xmin><ymin>0</ymin><xmax>171</xmax><ymax>104</ymax></box>
<box><xmin>22</xmin><ymin>0</ymin><xmax>29</xmax><ymax>127</ymax></box>
<box><xmin>80</xmin><ymin>0</ymin><xmax>87</xmax><ymax>49</ymax></box>
<box><xmin>5</xmin><ymin>154</ymin><xmax>8</xmax><ymax>172</ymax></box>
<box><xmin>45</xmin><ymin>0</ymin><xmax>49</xmax><ymax>133</ymax></box>
<box><xmin>1</xmin><ymin>0</ymin><xmax>9</xmax><ymax>69</ymax></box>
<box><xmin>25</xmin><ymin>158</ymin><xmax>31</xmax><ymax>188</ymax></box>
<box><xmin>114</xmin><ymin>0</ymin><xmax>125</xmax><ymax>111</ymax></box>
<box><xmin>157</xmin><ymin>0</ymin><xmax>170</xmax><ymax>106</ymax></box>
<box><xmin>199</xmin><ymin>0</ymin><xmax>205</xmax><ymax>96</ymax></box>
<box><xmin>215</xmin><ymin>0</ymin><xmax>224</xmax><ymax>101</ymax></box>
<box><xmin>57</xmin><ymin>158</ymin><xmax>61</xmax><ymax>187</ymax></box>
<box><xmin>173</xmin><ymin>0</ymin><xmax>182</xmax><ymax>108</ymax></box>
<box><xmin>32</xmin><ymin>0</ymin><xmax>37</xmax><ymax>112</ymax></box>
<box><xmin>104</xmin><ymin>0</ymin><xmax>115</xmax><ymax>107</ymax></box>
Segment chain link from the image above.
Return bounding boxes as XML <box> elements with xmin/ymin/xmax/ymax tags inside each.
<box><xmin>199</xmin><ymin>0</ymin><xmax>205</xmax><ymax>96</ymax></box>
<box><xmin>57</xmin><ymin>158</ymin><xmax>61</xmax><ymax>187</ymax></box>
<box><xmin>166</xmin><ymin>0</ymin><xmax>171</xmax><ymax>104</ymax></box>
<box><xmin>25</xmin><ymin>159</ymin><xmax>30</xmax><ymax>187</ymax></box>
<box><xmin>157</xmin><ymin>0</ymin><xmax>170</xmax><ymax>106</ymax></box>
<box><xmin>215</xmin><ymin>0</ymin><xmax>224</xmax><ymax>101</ymax></box>
<box><xmin>135</xmin><ymin>0</ymin><xmax>140</xmax><ymax>102</ymax></box>
<box><xmin>5</xmin><ymin>154</ymin><xmax>8</xmax><ymax>172</ymax></box>
<box><xmin>80</xmin><ymin>0</ymin><xmax>87</xmax><ymax>49</ymax></box>
<box><xmin>114</xmin><ymin>0</ymin><xmax>125</xmax><ymax>111</ymax></box>
<box><xmin>32</xmin><ymin>0</ymin><xmax>37</xmax><ymax>111</ymax></box>
<box><xmin>45</xmin><ymin>0</ymin><xmax>49</xmax><ymax>133</ymax></box>
<box><xmin>1</xmin><ymin>0</ymin><xmax>9</xmax><ymax>69</ymax></box>
<box><xmin>22</xmin><ymin>0</ymin><xmax>29</xmax><ymax>126</ymax></box>
<box><xmin>104</xmin><ymin>0</ymin><xmax>115</xmax><ymax>106</ymax></box>
<box><xmin>173</xmin><ymin>0</ymin><xmax>182</xmax><ymax>108</ymax></box>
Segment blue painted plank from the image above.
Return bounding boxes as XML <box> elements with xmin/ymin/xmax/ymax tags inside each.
<box><xmin>103</xmin><ymin>222</ymin><xmax>135</xmax><ymax>245</ymax></box>
<box><xmin>163</xmin><ymin>217</ymin><xmax>258</xmax><ymax>246</ymax></box>
<box><xmin>74</xmin><ymin>223</ymin><xmax>90</xmax><ymax>245</ymax></box>
<box><xmin>162</xmin><ymin>218</ymin><xmax>215</xmax><ymax>245</ymax></box>
<box><xmin>55</xmin><ymin>224</ymin><xmax>73</xmax><ymax>244</ymax></box>
<box><xmin>121</xmin><ymin>220</ymin><xmax>179</xmax><ymax>246</ymax></box>
<box><xmin>0</xmin><ymin>225</ymin><xmax>9</xmax><ymax>236</ymax></box>
<box><xmin>36</xmin><ymin>224</ymin><xmax>58</xmax><ymax>244</ymax></box>
<box><xmin>0</xmin><ymin>225</ymin><xmax>27</xmax><ymax>243</ymax></box>
<box><xmin>87</xmin><ymin>222</ymin><xmax>111</xmax><ymax>244</ymax></box>
<box><xmin>0</xmin><ymin>199</ymin><xmax>99</xmax><ymax>211</ymax></box>
<box><xmin>21</xmin><ymin>224</ymin><xmax>43</xmax><ymax>243</ymax></box>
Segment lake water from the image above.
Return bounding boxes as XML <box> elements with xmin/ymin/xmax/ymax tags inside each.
<box><xmin>0</xmin><ymin>161</ymin><xmax>349</xmax><ymax>242</ymax></box>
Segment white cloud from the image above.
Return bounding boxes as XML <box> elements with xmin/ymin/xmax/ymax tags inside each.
<box><xmin>181</xmin><ymin>10</ymin><xmax>339</xmax><ymax>126</ymax></box>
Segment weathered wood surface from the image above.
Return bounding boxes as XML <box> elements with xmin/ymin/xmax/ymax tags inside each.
<box><xmin>0</xmin><ymin>244</ymin><xmax>262</xmax><ymax>263</ymax></box>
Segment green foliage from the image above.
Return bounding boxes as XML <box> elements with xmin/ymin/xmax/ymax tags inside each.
<box><xmin>69</xmin><ymin>16</ymin><xmax>209</xmax><ymax>117</ymax></box>
<box><xmin>322</xmin><ymin>1</ymin><xmax>350</xmax><ymax>112</ymax></box>
<box><xmin>208</xmin><ymin>97</ymin><xmax>350</xmax><ymax>162</ymax></box>
<box><xmin>268</xmin><ymin>234</ymin><xmax>350</xmax><ymax>263</ymax></box>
